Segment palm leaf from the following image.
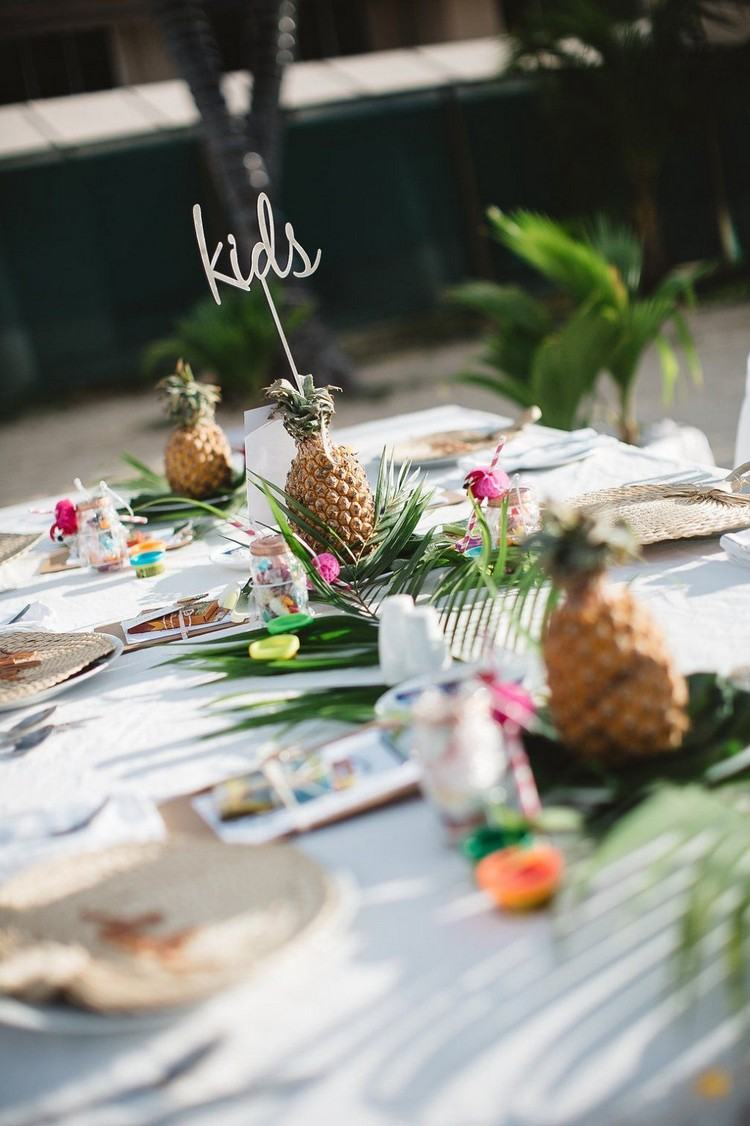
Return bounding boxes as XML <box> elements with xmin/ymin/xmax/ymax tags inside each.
<box><xmin>488</xmin><ymin>208</ymin><xmax>627</xmax><ymax>309</ymax></box>
<box><xmin>582</xmin><ymin>784</ymin><xmax>750</xmax><ymax>1003</ymax></box>
<box><xmin>207</xmin><ymin>685</ymin><xmax>386</xmax><ymax>734</ymax></box>
<box><xmin>119</xmin><ymin>452</ymin><xmax>165</xmax><ymax>490</ymax></box>
<box><xmin>580</xmin><ymin>214</ymin><xmax>643</xmax><ymax>295</ymax></box>
<box><xmin>448</xmin><ymin>281</ymin><xmax>552</xmax><ymax>335</ymax></box>
<box><xmin>455</xmin><ymin>370</ymin><xmax>536</xmax><ymax>408</ymax></box>
<box><xmin>530</xmin><ymin>304</ymin><xmax>621</xmax><ymax>430</ymax></box>
<box><xmin>606</xmin><ymin>297</ymin><xmax>676</xmax><ymax>399</ymax></box>
<box><xmin>171</xmin><ymin>615</ymin><xmax>380</xmax><ymax>677</ymax></box>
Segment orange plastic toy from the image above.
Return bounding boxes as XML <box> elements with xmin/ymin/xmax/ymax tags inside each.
<box><xmin>475</xmin><ymin>842</ymin><xmax>564</xmax><ymax>911</ymax></box>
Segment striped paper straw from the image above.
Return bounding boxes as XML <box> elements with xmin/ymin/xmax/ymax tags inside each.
<box><xmin>457</xmin><ymin>435</ymin><xmax>506</xmax><ymax>553</ymax></box>
<box><xmin>505</xmin><ymin>730</ymin><xmax>542</xmax><ymax>821</ymax></box>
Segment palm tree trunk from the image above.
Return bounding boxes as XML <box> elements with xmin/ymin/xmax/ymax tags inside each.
<box><xmin>152</xmin><ymin>0</ymin><xmax>258</xmax><ymax>252</ymax></box>
<box><xmin>152</xmin><ymin>0</ymin><xmax>352</xmax><ymax>385</ymax></box>
<box><xmin>707</xmin><ymin>128</ymin><xmax>742</xmax><ymax>266</ymax></box>
<box><xmin>629</xmin><ymin>159</ymin><xmax>666</xmax><ymax>289</ymax></box>
<box><xmin>244</xmin><ymin>0</ymin><xmax>296</xmax><ymax>188</ymax></box>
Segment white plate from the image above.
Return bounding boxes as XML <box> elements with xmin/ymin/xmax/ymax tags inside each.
<box><xmin>209</xmin><ymin>544</ymin><xmax>253</xmax><ymax>572</ymax></box>
<box><xmin>0</xmin><ymin>633</ymin><xmax>124</xmax><ymax>714</ymax></box>
<box><xmin>375</xmin><ymin>652</ymin><xmax>533</xmax><ymax>722</ymax></box>
<box><xmin>390</xmin><ymin>428</ymin><xmax>504</xmax><ymax>468</ymax></box>
<box><xmin>0</xmin><ymin>993</ymin><xmax>195</xmax><ymax>1035</ymax></box>
<box><xmin>500</xmin><ymin>441</ymin><xmax>598</xmax><ymax>473</ymax></box>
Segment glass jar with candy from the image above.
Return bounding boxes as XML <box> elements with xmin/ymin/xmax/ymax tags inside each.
<box><xmin>76</xmin><ymin>491</ymin><xmax>129</xmax><ymax>572</ymax></box>
<box><xmin>249</xmin><ymin>534</ymin><xmax>309</xmax><ymax>622</ymax></box>
<box><xmin>486</xmin><ymin>484</ymin><xmax>540</xmax><ymax>548</ymax></box>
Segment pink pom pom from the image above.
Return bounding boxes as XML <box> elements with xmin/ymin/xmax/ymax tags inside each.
<box><xmin>49</xmin><ymin>499</ymin><xmax>78</xmax><ymax>541</ymax></box>
<box><xmin>463</xmin><ymin>466</ymin><xmax>511</xmax><ymax>500</ymax></box>
<box><xmin>312</xmin><ymin>552</ymin><xmax>341</xmax><ymax>583</ymax></box>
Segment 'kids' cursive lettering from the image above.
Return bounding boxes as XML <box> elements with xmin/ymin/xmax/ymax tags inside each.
<box><xmin>193</xmin><ymin>193</ymin><xmax>320</xmax><ymax>391</ymax></box>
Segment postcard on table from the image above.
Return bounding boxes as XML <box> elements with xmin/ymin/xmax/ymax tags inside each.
<box><xmin>193</xmin><ymin>728</ymin><xmax>420</xmax><ymax>844</ymax></box>
<box><xmin>116</xmin><ymin>591</ymin><xmax>248</xmax><ymax>647</ymax></box>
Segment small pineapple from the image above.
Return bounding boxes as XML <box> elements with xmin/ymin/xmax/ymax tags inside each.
<box><xmin>157</xmin><ymin>360</ymin><xmax>233</xmax><ymax>499</ymax></box>
<box><xmin>529</xmin><ymin>505</ymin><xmax>688</xmax><ymax>760</ymax></box>
<box><xmin>266</xmin><ymin>375</ymin><xmax>375</xmax><ymax>553</ymax></box>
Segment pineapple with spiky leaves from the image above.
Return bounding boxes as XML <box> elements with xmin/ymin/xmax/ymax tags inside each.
<box><xmin>267</xmin><ymin>375</ymin><xmax>375</xmax><ymax>553</ymax></box>
<box><xmin>157</xmin><ymin>360</ymin><xmax>233</xmax><ymax>499</ymax></box>
<box><xmin>529</xmin><ymin>505</ymin><xmax>688</xmax><ymax>760</ymax></box>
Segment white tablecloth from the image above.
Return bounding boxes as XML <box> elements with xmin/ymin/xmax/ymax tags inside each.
<box><xmin>1</xmin><ymin>406</ymin><xmax>749</xmax><ymax>1125</ymax></box>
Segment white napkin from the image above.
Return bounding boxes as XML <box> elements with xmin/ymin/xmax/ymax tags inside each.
<box><xmin>459</xmin><ymin>427</ymin><xmax>599</xmax><ymax>474</ymax></box>
<box><xmin>0</xmin><ymin>792</ymin><xmax>166</xmax><ymax>882</ymax></box>
<box><xmin>0</xmin><ymin>600</ymin><xmax>57</xmax><ymax>630</ymax></box>
<box><xmin>720</xmin><ymin>527</ymin><xmax>750</xmax><ymax>567</ymax></box>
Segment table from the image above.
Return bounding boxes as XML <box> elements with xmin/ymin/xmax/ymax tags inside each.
<box><xmin>1</xmin><ymin>405</ymin><xmax>750</xmax><ymax>1126</ymax></box>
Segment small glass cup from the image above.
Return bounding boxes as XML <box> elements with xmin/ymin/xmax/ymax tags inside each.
<box><xmin>249</xmin><ymin>534</ymin><xmax>310</xmax><ymax>623</ymax></box>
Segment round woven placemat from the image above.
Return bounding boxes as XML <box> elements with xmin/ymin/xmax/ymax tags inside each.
<box><xmin>575</xmin><ymin>471</ymin><xmax>750</xmax><ymax>545</ymax></box>
<box><xmin>0</xmin><ymin>631</ymin><xmax>117</xmax><ymax>705</ymax></box>
<box><xmin>0</xmin><ymin>838</ymin><xmax>331</xmax><ymax>1012</ymax></box>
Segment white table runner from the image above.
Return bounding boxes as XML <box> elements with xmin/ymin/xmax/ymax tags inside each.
<box><xmin>0</xmin><ymin>406</ymin><xmax>749</xmax><ymax>1125</ymax></box>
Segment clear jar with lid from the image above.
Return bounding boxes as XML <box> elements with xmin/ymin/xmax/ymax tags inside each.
<box><xmin>486</xmin><ymin>485</ymin><xmax>540</xmax><ymax>548</ymax></box>
<box><xmin>410</xmin><ymin>681</ymin><xmax>506</xmax><ymax>842</ymax></box>
<box><xmin>249</xmin><ymin>534</ymin><xmax>310</xmax><ymax>622</ymax></box>
<box><xmin>76</xmin><ymin>492</ymin><xmax>129</xmax><ymax>572</ymax></box>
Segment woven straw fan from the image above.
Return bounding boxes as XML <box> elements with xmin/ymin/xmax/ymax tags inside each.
<box><xmin>0</xmin><ymin>839</ymin><xmax>332</xmax><ymax>1012</ymax></box>
<box><xmin>574</xmin><ymin>462</ymin><xmax>750</xmax><ymax>545</ymax></box>
<box><xmin>0</xmin><ymin>632</ymin><xmax>117</xmax><ymax>705</ymax></box>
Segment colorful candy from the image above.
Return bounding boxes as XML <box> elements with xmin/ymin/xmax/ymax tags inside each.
<box><xmin>249</xmin><ymin>534</ymin><xmax>310</xmax><ymax>623</ymax></box>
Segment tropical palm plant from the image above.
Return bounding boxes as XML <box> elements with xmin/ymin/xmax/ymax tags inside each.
<box><xmin>452</xmin><ymin>208</ymin><xmax>703</xmax><ymax>442</ymax></box>
<box><xmin>142</xmin><ymin>285</ymin><xmax>311</xmax><ymax>399</ymax></box>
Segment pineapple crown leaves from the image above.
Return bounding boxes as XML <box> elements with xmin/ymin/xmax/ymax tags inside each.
<box><xmin>524</xmin><ymin>503</ymin><xmax>639</xmax><ymax>584</ymax></box>
<box><xmin>266</xmin><ymin>374</ymin><xmax>340</xmax><ymax>442</ymax></box>
<box><xmin>157</xmin><ymin>359</ymin><xmax>222</xmax><ymax>428</ymax></box>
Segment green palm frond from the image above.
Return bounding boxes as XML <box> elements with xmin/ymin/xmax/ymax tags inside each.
<box><xmin>207</xmin><ymin>685</ymin><xmax>386</xmax><ymax>735</ymax></box>
<box><xmin>454</xmin><ymin>207</ymin><xmax>704</xmax><ymax>440</ymax></box>
<box><xmin>448</xmin><ymin>281</ymin><xmax>552</xmax><ymax>336</ymax></box>
<box><xmin>171</xmin><ymin>615</ymin><xmax>380</xmax><ymax>677</ymax></box>
<box><xmin>580</xmin><ymin>214</ymin><xmax>643</xmax><ymax>295</ymax></box>
<box><xmin>531</xmin><ymin>304</ymin><xmax>621</xmax><ymax>430</ymax></box>
<box><xmin>455</xmin><ymin>370</ymin><xmax>537</xmax><ymax>409</ymax></box>
<box><xmin>487</xmin><ymin>208</ymin><xmax>627</xmax><ymax>309</ymax></box>
<box><xmin>143</xmin><ymin>286</ymin><xmax>311</xmax><ymax>398</ymax></box>
<box><xmin>582</xmin><ymin>784</ymin><xmax>750</xmax><ymax>1003</ymax></box>
<box><xmin>607</xmin><ymin>297</ymin><xmax>676</xmax><ymax>395</ymax></box>
<box><xmin>119</xmin><ymin>452</ymin><xmax>166</xmax><ymax>492</ymax></box>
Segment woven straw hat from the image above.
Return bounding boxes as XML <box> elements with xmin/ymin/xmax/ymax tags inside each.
<box><xmin>574</xmin><ymin>463</ymin><xmax>750</xmax><ymax>545</ymax></box>
<box><xmin>0</xmin><ymin>838</ymin><xmax>331</xmax><ymax>1012</ymax></box>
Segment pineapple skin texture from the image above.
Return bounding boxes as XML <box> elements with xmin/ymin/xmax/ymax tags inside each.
<box><xmin>544</xmin><ymin>580</ymin><xmax>689</xmax><ymax>760</ymax></box>
<box><xmin>164</xmin><ymin>422</ymin><xmax>233</xmax><ymax>500</ymax></box>
<box><xmin>286</xmin><ymin>436</ymin><xmax>375</xmax><ymax>551</ymax></box>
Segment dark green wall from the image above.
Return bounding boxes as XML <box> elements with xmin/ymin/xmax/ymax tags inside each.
<box><xmin>1</xmin><ymin>78</ymin><xmax>748</xmax><ymax>410</ymax></box>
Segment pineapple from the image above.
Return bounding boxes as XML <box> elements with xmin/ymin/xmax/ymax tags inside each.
<box><xmin>266</xmin><ymin>375</ymin><xmax>375</xmax><ymax>552</ymax></box>
<box><xmin>157</xmin><ymin>360</ymin><xmax>233</xmax><ymax>499</ymax></box>
<box><xmin>529</xmin><ymin>506</ymin><xmax>688</xmax><ymax>760</ymax></box>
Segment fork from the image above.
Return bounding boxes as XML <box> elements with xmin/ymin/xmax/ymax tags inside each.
<box><xmin>630</xmin><ymin>468</ymin><xmax>719</xmax><ymax>487</ymax></box>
